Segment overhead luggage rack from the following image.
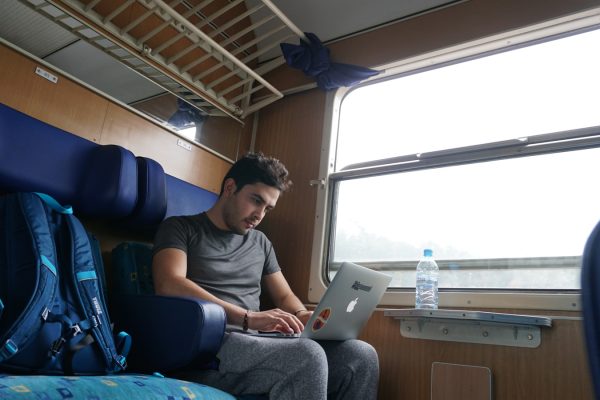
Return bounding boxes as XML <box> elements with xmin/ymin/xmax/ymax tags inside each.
<box><xmin>20</xmin><ymin>0</ymin><xmax>306</xmax><ymax>121</ymax></box>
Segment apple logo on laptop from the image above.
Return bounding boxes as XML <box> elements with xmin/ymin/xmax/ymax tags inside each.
<box><xmin>346</xmin><ymin>297</ymin><xmax>359</xmax><ymax>313</ymax></box>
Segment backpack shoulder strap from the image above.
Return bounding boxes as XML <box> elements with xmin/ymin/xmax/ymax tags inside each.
<box><xmin>0</xmin><ymin>193</ymin><xmax>60</xmax><ymax>362</ymax></box>
<box><xmin>64</xmin><ymin>214</ymin><xmax>128</xmax><ymax>373</ymax></box>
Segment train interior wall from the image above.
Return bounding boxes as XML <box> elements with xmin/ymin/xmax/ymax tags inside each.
<box><xmin>1</xmin><ymin>0</ymin><xmax>599</xmax><ymax>397</ymax></box>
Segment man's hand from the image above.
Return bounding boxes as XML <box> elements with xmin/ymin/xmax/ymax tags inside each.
<box><xmin>295</xmin><ymin>310</ymin><xmax>313</xmax><ymax>325</ymax></box>
<box><xmin>247</xmin><ymin>308</ymin><xmax>304</xmax><ymax>333</ymax></box>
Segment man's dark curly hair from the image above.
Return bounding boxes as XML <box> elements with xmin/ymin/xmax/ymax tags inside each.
<box><xmin>219</xmin><ymin>152</ymin><xmax>293</xmax><ymax>195</ymax></box>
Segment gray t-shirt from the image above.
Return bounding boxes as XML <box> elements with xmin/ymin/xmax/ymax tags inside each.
<box><xmin>152</xmin><ymin>212</ymin><xmax>281</xmax><ymax>313</ymax></box>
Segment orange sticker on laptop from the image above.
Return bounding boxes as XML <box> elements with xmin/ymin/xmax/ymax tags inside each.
<box><xmin>311</xmin><ymin>307</ymin><xmax>332</xmax><ymax>332</ymax></box>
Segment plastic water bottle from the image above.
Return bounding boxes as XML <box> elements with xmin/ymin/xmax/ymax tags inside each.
<box><xmin>415</xmin><ymin>248</ymin><xmax>439</xmax><ymax>309</ymax></box>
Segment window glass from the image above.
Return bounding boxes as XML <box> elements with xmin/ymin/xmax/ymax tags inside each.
<box><xmin>329</xmin><ymin>27</ymin><xmax>600</xmax><ymax>290</ymax></box>
<box><xmin>336</xmin><ymin>28</ymin><xmax>600</xmax><ymax>171</ymax></box>
<box><xmin>330</xmin><ymin>148</ymin><xmax>600</xmax><ymax>289</ymax></box>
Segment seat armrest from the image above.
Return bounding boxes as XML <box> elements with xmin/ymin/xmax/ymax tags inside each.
<box><xmin>111</xmin><ymin>294</ymin><xmax>226</xmax><ymax>372</ymax></box>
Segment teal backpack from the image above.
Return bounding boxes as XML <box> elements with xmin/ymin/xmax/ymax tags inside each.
<box><xmin>0</xmin><ymin>192</ymin><xmax>130</xmax><ymax>374</ymax></box>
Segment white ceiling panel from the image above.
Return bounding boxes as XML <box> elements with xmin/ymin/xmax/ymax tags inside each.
<box><xmin>270</xmin><ymin>0</ymin><xmax>459</xmax><ymax>43</ymax></box>
<box><xmin>0</xmin><ymin>0</ymin><xmax>76</xmax><ymax>57</ymax></box>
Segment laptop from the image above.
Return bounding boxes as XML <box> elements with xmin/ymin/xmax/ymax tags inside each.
<box><xmin>256</xmin><ymin>262</ymin><xmax>392</xmax><ymax>340</ymax></box>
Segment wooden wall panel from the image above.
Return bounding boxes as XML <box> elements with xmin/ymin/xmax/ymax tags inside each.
<box><xmin>100</xmin><ymin>103</ymin><xmax>230</xmax><ymax>193</ymax></box>
<box><xmin>253</xmin><ymin>89</ymin><xmax>326</xmax><ymax>303</ymax></box>
<box><xmin>197</xmin><ymin>116</ymin><xmax>244</xmax><ymax>161</ymax></box>
<box><xmin>121</xmin><ymin>92</ymin><xmax>242</xmax><ymax>161</ymax></box>
<box><xmin>0</xmin><ymin>44</ymin><xmax>107</xmax><ymax>143</ymax></box>
<box><xmin>360</xmin><ymin>310</ymin><xmax>593</xmax><ymax>400</ymax></box>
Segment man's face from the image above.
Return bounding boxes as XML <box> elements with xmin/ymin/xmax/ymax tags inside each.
<box><xmin>221</xmin><ymin>179</ymin><xmax>280</xmax><ymax>235</ymax></box>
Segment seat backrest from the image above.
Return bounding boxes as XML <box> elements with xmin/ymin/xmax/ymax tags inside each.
<box><xmin>165</xmin><ymin>174</ymin><xmax>218</xmax><ymax>218</ymax></box>
<box><xmin>1</xmin><ymin>102</ymin><xmax>219</xmax><ymax>227</ymax></box>
<box><xmin>120</xmin><ymin>157</ymin><xmax>219</xmax><ymax>230</ymax></box>
<box><xmin>0</xmin><ymin>103</ymin><xmax>137</xmax><ymax>218</ymax></box>
<box><xmin>581</xmin><ymin>219</ymin><xmax>600</xmax><ymax>398</ymax></box>
<box><xmin>0</xmin><ymin>104</ymin><xmax>94</xmax><ymax>202</ymax></box>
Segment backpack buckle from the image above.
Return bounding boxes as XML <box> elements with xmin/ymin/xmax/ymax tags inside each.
<box><xmin>115</xmin><ymin>355</ymin><xmax>127</xmax><ymax>371</ymax></box>
<box><xmin>70</xmin><ymin>324</ymin><xmax>83</xmax><ymax>337</ymax></box>
<box><xmin>49</xmin><ymin>337</ymin><xmax>66</xmax><ymax>356</ymax></box>
<box><xmin>0</xmin><ymin>339</ymin><xmax>18</xmax><ymax>360</ymax></box>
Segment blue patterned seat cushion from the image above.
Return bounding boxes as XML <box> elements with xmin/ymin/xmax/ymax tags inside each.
<box><xmin>0</xmin><ymin>373</ymin><xmax>236</xmax><ymax>400</ymax></box>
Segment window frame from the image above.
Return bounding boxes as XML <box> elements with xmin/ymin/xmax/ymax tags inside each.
<box><xmin>308</xmin><ymin>7</ymin><xmax>600</xmax><ymax>311</ymax></box>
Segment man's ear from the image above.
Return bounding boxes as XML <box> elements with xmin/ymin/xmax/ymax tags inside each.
<box><xmin>222</xmin><ymin>178</ymin><xmax>237</xmax><ymax>197</ymax></box>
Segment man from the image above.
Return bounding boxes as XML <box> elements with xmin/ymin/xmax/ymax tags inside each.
<box><xmin>152</xmin><ymin>152</ymin><xmax>379</xmax><ymax>399</ymax></box>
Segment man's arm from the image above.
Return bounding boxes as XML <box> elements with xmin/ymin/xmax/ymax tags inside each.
<box><xmin>262</xmin><ymin>271</ymin><xmax>313</xmax><ymax>325</ymax></box>
<box><xmin>152</xmin><ymin>248</ymin><xmax>304</xmax><ymax>333</ymax></box>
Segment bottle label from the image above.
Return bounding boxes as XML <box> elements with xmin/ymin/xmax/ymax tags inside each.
<box><xmin>416</xmin><ymin>277</ymin><xmax>438</xmax><ymax>309</ymax></box>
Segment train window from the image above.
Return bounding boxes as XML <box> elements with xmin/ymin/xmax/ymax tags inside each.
<box><xmin>316</xmin><ymin>17</ymin><xmax>600</xmax><ymax>307</ymax></box>
<box><xmin>331</xmin><ymin>149</ymin><xmax>600</xmax><ymax>290</ymax></box>
<box><xmin>335</xmin><ymin>28</ymin><xmax>600</xmax><ymax>172</ymax></box>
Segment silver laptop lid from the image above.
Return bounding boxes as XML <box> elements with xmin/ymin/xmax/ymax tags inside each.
<box><xmin>301</xmin><ymin>262</ymin><xmax>392</xmax><ymax>340</ymax></box>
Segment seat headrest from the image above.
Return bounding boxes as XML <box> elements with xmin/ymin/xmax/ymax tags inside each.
<box><xmin>76</xmin><ymin>145</ymin><xmax>138</xmax><ymax>218</ymax></box>
<box><xmin>124</xmin><ymin>157</ymin><xmax>167</xmax><ymax>227</ymax></box>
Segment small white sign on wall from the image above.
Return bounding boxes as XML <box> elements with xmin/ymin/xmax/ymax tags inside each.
<box><xmin>35</xmin><ymin>67</ymin><xmax>58</xmax><ymax>84</ymax></box>
<box><xmin>177</xmin><ymin>139</ymin><xmax>192</xmax><ymax>151</ymax></box>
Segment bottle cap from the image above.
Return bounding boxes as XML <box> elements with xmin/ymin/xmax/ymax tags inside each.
<box><xmin>424</xmin><ymin>249</ymin><xmax>433</xmax><ymax>257</ymax></box>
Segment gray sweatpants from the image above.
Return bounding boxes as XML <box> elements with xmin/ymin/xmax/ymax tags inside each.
<box><xmin>172</xmin><ymin>332</ymin><xmax>380</xmax><ymax>399</ymax></box>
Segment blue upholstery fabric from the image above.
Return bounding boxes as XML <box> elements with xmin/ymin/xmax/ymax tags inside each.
<box><xmin>111</xmin><ymin>242</ymin><xmax>155</xmax><ymax>295</ymax></box>
<box><xmin>0</xmin><ymin>373</ymin><xmax>236</xmax><ymax>399</ymax></box>
<box><xmin>77</xmin><ymin>145</ymin><xmax>138</xmax><ymax>218</ymax></box>
<box><xmin>0</xmin><ymin>103</ymin><xmax>217</xmax><ymax>225</ymax></box>
<box><xmin>0</xmin><ymin>103</ymin><xmax>95</xmax><ymax>203</ymax></box>
<box><xmin>123</xmin><ymin>159</ymin><xmax>218</xmax><ymax>228</ymax></box>
<box><xmin>0</xmin><ymin>103</ymin><xmax>137</xmax><ymax>218</ymax></box>
<box><xmin>111</xmin><ymin>294</ymin><xmax>226</xmax><ymax>373</ymax></box>
<box><xmin>165</xmin><ymin>175</ymin><xmax>218</xmax><ymax>218</ymax></box>
<box><xmin>582</xmin><ymin>219</ymin><xmax>600</xmax><ymax>398</ymax></box>
<box><xmin>126</xmin><ymin>157</ymin><xmax>167</xmax><ymax>227</ymax></box>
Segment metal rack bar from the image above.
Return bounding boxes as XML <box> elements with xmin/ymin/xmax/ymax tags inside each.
<box><xmin>151</xmin><ymin>0</ymin><xmax>281</xmax><ymax>95</ymax></box>
<box><xmin>21</xmin><ymin>0</ymin><xmax>306</xmax><ymax>120</ymax></box>
<box><xmin>207</xmin><ymin>3</ymin><xmax>265</xmax><ymax>41</ymax></box>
